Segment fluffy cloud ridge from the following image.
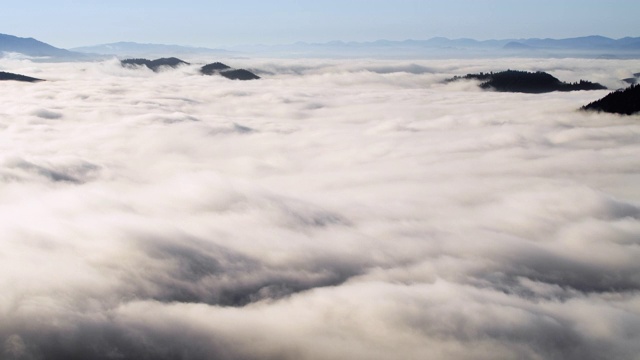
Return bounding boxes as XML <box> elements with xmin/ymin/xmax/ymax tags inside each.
<box><xmin>1</xmin><ymin>57</ymin><xmax>639</xmax><ymax>360</ymax></box>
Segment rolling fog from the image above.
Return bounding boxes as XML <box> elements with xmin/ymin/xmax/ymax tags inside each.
<box><xmin>1</xmin><ymin>57</ymin><xmax>640</xmax><ymax>360</ymax></box>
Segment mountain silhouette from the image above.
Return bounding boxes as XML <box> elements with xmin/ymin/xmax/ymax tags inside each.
<box><xmin>447</xmin><ymin>70</ymin><xmax>607</xmax><ymax>93</ymax></box>
<box><xmin>229</xmin><ymin>35</ymin><xmax>640</xmax><ymax>58</ymax></box>
<box><xmin>503</xmin><ymin>42</ymin><xmax>533</xmax><ymax>50</ymax></box>
<box><xmin>4</xmin><ymin>31</ymin><xmax>640</xmax><ymax>61</ymax></box>
<box><xmin>0</xmin><ymin>71</ymin><xmax>43</xmax><ymax>82</ymax></box>
<box><xmin>0</xmin><ymin>33</ymin><xmax>84</xmax><ymax>59</ymax></box>
<box><xmin>72</xmin><ymin>42</ymin><xmax>232</xmax><ymax>57</ymax></box>
<box><xmin>119</xmin><ymin>58</ymin><xmax>261</xmax><ymax>80</ymax></box>
<box><xmin>622</xmin><ymin>72</ymin><xmax>640</xmax><ymax>85</ymax></box>
<box><xmin>200</xmin><ymin>62</ymin><xmax>232</xmax><ymax>74</ymax></box>
<box><xmin>121</xmin><ymin>57</ymin><xmax>190</xmax><ymax>72</ymax></box>
<box><xmin>220</xmin><ymin>69</ymin><xmax>260</xmax><ymax>80</ymax></box>
<box><xmin>582</xmin><ymin>84</ymin><xmax>640</xmax><ymax>115</ymax></box>
<box><xmin>200</xmin><ymin>63</ymin><xmax>260</xmax><ymax>80</ymax></box>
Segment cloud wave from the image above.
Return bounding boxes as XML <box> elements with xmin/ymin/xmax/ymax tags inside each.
<box><xmin>1</xmin><ymin>57</ymin><xmax>640</xmax><ymax>359</ymax></box>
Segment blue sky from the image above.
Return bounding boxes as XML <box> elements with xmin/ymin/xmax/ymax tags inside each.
<box><xmin>2</xmin><ymin>0</ymin><xmax>639</xmax><ymax>48</ymax></box>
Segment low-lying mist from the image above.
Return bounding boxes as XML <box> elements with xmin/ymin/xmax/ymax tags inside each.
<box><xmin>1</xmin><ymin>57</ymin><xmax>639</xmax><ymax>360</ymax></box>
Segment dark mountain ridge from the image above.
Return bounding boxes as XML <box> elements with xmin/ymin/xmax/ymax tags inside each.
<box><xmin>622</xmin><ymin>72</ymin><xmax>640</xmax><ymax>85</ymax></box>
<box><xmin>219</xmin><ymin>69</ymin><xmax>260</xmax><ymax>80</ymax></box>
<box><xmin>200</xmin><ymin>62</ymin><xmax>260</xmax><ymax>80</ymax></box>
<box><xmin>448</xmin><ymin>70</ymin><xmax>607</xmax><ymax>93</ymax></box>
<box><xmin>0</xmin><ymin>71</ymin><xmax>43</xmax><ymax>82</ymax></box>
<box><xmin>582</xmin><ymin>84</ymin><xmax>640</xmax><ymax>115</ymax></box>
<box><xmin>121</xmin><ymin>57</ymin><xmax>190</xmax><ymax>72</ymax></box>
<box><xmin>200</xmin><ymin>62</ymin><xmax>232</xmax><ymax>74</ymax></box>
<box><xmin>119</xmin><ymin>58</ymin><xmax>261</xmax><ymax>80</ymax></box>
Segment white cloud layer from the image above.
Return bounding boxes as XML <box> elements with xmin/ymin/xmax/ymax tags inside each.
<box><xmin>1</xmin><ymin>57</ymin><xmax>640</xmax><ymax>360</ymax></box>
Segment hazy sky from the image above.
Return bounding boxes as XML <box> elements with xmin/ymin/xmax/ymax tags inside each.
<box><xmin>1</xmin><ymin>0</ymin><xmax>639</xmax><ymax>48</ymax></box>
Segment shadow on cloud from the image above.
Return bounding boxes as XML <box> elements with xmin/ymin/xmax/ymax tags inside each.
<box><xmin>0</xmin><ymin>57</ymin><xmax>639</xmax><ymax>359</ymax></box>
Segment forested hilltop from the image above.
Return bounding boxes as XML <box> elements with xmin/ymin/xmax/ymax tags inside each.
<box><xmin>582</xmin><ymin>84</ymin><xmax>640</xmax><ymax>115</ymax></box>
<box><xmin>448</xmin><ymin>70</ymin><xmax>606</xmax><ymax>93</ymax></box>
<box><xmin>121</xmin><ymin>57</ymin><xmax>190</xmax><ymax>72</ymax></box>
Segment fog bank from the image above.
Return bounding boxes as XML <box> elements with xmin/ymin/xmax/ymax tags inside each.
<box><xmin>1</xmin><ymin>57</ymin><xmax>640</xmax><ymax>360</ymax></box>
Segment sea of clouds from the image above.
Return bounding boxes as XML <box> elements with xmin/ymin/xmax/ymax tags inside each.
<box><xmin>1</xmin><ymin>56</ymin><xmax>639</xmax><ymax>360</ymax></box>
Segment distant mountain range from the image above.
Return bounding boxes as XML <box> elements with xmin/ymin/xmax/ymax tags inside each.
<box><xmin>71</xmin><ymin>42</ymin><xmax>232</xmax><ymax>57</ymax></box>
<box><xmin>1</xmin><ymin>32</ymin><xmax>640</xmax><ymax>60</ymax></box>
<box><xmin>417</xmin><ymin>35</ymin><xmax>640</xmax><ymax>50</ymax></box>
<box><xmin>0</xmin><ymin>33</ymin><xmax>85</xmax><ymax>59</ymax></box>
<box><xmin>0</xmin><ymin>34</ymin><xmax>231</xmax><ymax>60</ymax></box>
<box><xmin>226</xmin><ymin>35</ymin><xmax>640</xmax><ymax>58</ymax></box>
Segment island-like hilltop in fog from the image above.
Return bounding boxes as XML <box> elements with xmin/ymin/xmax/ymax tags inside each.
<box><xmin>120</xmin><ymin>57</ymin><xmax>261</xmax><ymax>80</ymax></box>
<box><xmin>448</xmin><ymin>70</ymin><xmax>606</xmax><ymax>93</ymax></box>
<box><xmin>582</xmin><ymin>84</ymin><xmax>640</xmax><ymax>115</ymax></box>
<box><xmin>121</xmin><ymin>57</ymin><xmax>191</xmax><ymax>72</ymax></box>
<box><xmin>200</xmin><ymin>62</ymin><xmax>260</xmax><ymax>80</ymax></box>
<box><xmin>622</xmin><ymin>72</ymin><xmax>640</xmax><ymax>85</ymax></box>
